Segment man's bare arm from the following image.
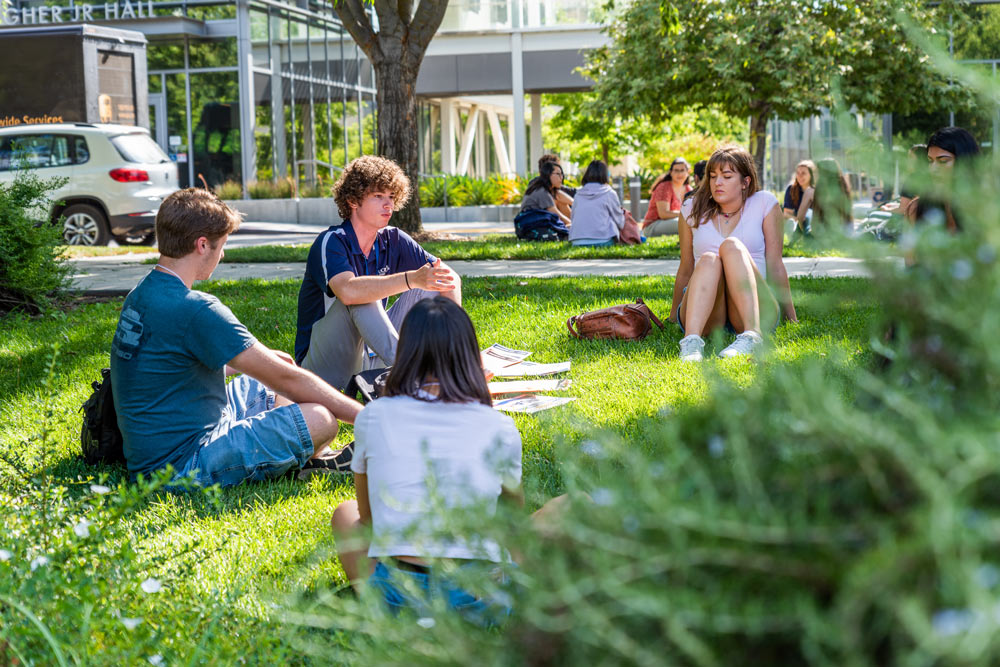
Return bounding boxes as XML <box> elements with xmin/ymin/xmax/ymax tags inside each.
<box><xmin>328</xmin><ymin>259</ymin><xmax>458</xmax><ymax>305</ymax></box>
<box><xmin>228</xmin><ymin>343</ymin><xmax>362</xmax><ymax>423</ymax></box>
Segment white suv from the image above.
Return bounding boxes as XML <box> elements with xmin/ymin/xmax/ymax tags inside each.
<box><xmin>0</xmin><ymin>123</ymin><xmax>178</xmax><ymax>245</ymax></box>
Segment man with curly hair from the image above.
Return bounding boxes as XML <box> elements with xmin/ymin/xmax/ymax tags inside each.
<box><xmin>295</xmin><ymin>156</ymin><xmax>462</xmax><ymax>392</ymax></box>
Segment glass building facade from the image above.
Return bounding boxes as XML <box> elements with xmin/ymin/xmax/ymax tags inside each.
<box><xmin>5</xmin><ymin>0</ymin><xmax>377</xmax><ymax>192</ymax></box>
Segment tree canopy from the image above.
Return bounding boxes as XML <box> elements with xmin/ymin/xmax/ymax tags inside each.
<box><xmin>587</xmin><ymin>0</ymin><xmax>970</xmax><ymax>174</ymax></box>
<box><xmin>544</xmin><ymin>93</ymin><xmax>747</xmax><ymax>171</ymax></box>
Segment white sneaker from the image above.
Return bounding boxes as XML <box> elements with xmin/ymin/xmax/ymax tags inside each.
<box><xmin>678</xmin><ymin>334</ymin><xmax>705</xmax><ymax>362</ymax></box>
<box><xmin>718</xmin><ymin>331</ymin><xmax>763</xmax><ymax>358</ymax></box>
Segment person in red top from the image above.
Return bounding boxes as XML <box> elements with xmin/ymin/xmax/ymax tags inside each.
<box><xmin>643</xmin><ymin>157</ymin><xmax>693</xmax><ymax>237</ymax></box>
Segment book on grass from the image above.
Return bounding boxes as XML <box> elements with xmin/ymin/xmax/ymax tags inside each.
<box><xmin>494</xmin><ymin>394</ymin><xmax>576</xmax><ymax>414</ymax></box>
<box><xmin>481</xmin><ymin>344</ymin><xmax>532</xmax><ymax>373</ymax></box>
<box><xmin>491</xmin><ymin>360</ymin><xmax>571</xmax><ymax>378</ymax></box>
<box><xmin>488</xmin><ymin>379</ymin><xmax>572</xmax><ymax>395</ymax></box>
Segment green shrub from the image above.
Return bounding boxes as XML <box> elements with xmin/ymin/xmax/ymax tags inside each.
<box><xmin>0</xmin><ymin>170</ymin><xmax>70</xmax><ymax>315</ymax></box>
<box><xmin>494</xmin><ymin>174</ymin><xmax>528</xmax><ymax>205</ymax></box>
<box><xmin>247</xmin><ymin>179</ymin><xmax>295</xmax><ymax>199</ymax></box>
<box><xmin>419</xmin><ymin>176</ymin><xmax>461</xmax><ymax>207</ymax></box>
<box><xmin>456</xmin><ymin>176</ymin><xmax>502</xmax><ymax>206</ymax></box>
<box><xmin>632</xmin><ymin>166</ymin><xmax>660</xmax><ymax>198</ymax></box>
<box><xmin>214</xmin><ymin>180</ymin><xmax>243</xmax><ymax>200</ymax></box>
<box><xmin>299</xmin><ymin>181</ymin><xmax>331</xmax><ymax>199</ymax></box>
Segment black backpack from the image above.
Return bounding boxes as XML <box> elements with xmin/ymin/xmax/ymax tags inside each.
<box><xmin>80</xmin><ymin>368</ymin><xmax>125</xmax><ymax>466</ymax></box>
<box><xmin>513</xmin><ymin>209</ymin><xmax>569</xmax><ymax>242</ymax></box>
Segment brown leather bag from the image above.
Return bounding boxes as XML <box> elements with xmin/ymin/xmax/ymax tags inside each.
<box><xmin>566</xmin><ymin>298</ymin><xmax>665</xmax><ymax>340</ymax></box>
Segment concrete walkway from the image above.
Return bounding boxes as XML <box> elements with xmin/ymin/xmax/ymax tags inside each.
<box><xmin>68</xmin><ymin>255</ymin><xmax>876</xmax><ymax>295</ymax></box>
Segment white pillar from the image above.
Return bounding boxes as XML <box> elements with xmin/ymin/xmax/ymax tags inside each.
<box><xmin>506</xmin><ymin>111</ymin><xmax>516</xmax><ymax>173</ymax></box>
<box><xmin>303</xmin><ymin>109</ymin><xmax>317</xmax><ymax>185</ymax></box>
<box><xmin>511</xmin><ymin>35</ymin><xmax>527</xmax><ymax>175</ymax></box>
<box><xmin>457</xmin><ymin>106</ymin><xmax>480</xmax><ymax>175</ymax></box>
<box><xmin>271</xmin><ymin>44</ymin><xmax>287</xmax><ymax>180</ymax></box>
<box><xmin>427</xmin><ymin>104</ymin><xmax>440</xmax><ymax>171</ymax></box>
<box><xmin>529</xmin><ymin>93</ymin><xmax>542</xmax><ymax>169</ymax></box>
<box><xmin>440</xmin><ymin>99</ymin><xmax>456</xmax><ymax>174</ymax></box>
<box><xmin>486</xmin><ymin>108</ymin><xmax>512</xmax><ymax>175</ymax></box>
<box><xmin>476</xmin><ymin>110</ymin><xmax>487</xmax><ymax>177</ymax></box>
<box><xmin>236</xmin><ymin>0</ymin><xmax>256</xmax><ymax>195</ymax></box>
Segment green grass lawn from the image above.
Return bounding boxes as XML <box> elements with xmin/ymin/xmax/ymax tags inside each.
<box><xmin>216</xmin><ymin>234</ymin><xmax>845</xmax><ymax>263</ymax></box>
<box><xmin>60</xmin><ymin>245</ymin><xmax>159</xmax><ymax>258</ymax></box>
<box><xmin>0</xmin><ymin>275</ymin><xmax>875</xmax><ymax>656</ymax></box>
<box><xmin>94</xmin><ymin>233</ymin><xmax>846</xmax><ymax>264</ymax></box>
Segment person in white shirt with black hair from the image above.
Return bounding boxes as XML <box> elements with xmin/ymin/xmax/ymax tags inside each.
<box><xmin>331</xmin><ymin>296</ymin><xmax>568</xmax><ymax>624</ymax></box>
<box><xmin>668</xmin><ymin>145</ymin><xmax>798</xmax><ymax>361</ymax></box>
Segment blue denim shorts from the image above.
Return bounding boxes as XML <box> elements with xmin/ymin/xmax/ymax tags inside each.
<box><xmin>178</xmin><ymin>375</ymin><xmax>312</xmax><ymax>488</ymax></box>
<box><xmin>369</xmin><ymin>560</ymin><xmax>513</xmax><ymax>628</ymax></box>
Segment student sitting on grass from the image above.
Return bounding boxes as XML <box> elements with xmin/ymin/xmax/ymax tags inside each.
<box><xmin>683</xmin><ymin>159</ymin><xmax>708</xmax><ymax>202</ymax></box>
<box><xmin>295</xmin><ymin>156</ymin><xmax>462</xmax><ymax>393</ymax></box>
<box><xmin>911</xmin><ymin>126</ymin><xmax>980</xmax><ymax>232</ymax></box>
<box><xmin>110</xmin><ymin>188</ymin><xmax>361</xmax><ymax>487</ymax></box>
<box><xmin>538</xmin><ymin>153</ymin><xmax>576</xmax><ymax>221</ymax></box>
<box><xmin>782</xmin><ymin>159</ymin><xmax>815</xmax><ymax>236</ymax></box>
<box><xmin>669</xmin><ymin>145</ymin><xmax>798</xmax><ymax>362</ymax></box>
<box><xmin>521</xmin><ymin>160</ymin><xmax>573</xmax><ymax>228</ymax></box>
<box><xmin>642</xmin><ymin>157</ymin><xmax>692</xmax><ymax>237</ymax></box>
<box><xmin>331</xmin><ymin>297</ymin><xmax>568</xmax><ymax>623</ymax></box>
<box><xmin>568</xmin><ymin>159</ymin><xmax>641</xmax><ymax>247</ymax></box>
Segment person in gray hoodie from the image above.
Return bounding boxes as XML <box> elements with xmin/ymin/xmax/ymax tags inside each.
<box><xmin>568</xmin><ymin>160</ymin><xmax>639</xmax><ymax>246</ymax></box>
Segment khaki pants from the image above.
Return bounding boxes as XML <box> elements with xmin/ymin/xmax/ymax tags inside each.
<box><xmin>301</xmin><ymin>288</ymin><xmax>434</xmax><ymax>391</ymax></box>
<box><xmin>643</xmin><ymin>218</ymin><xmax>679</xmax><ymax>237</ymax></box>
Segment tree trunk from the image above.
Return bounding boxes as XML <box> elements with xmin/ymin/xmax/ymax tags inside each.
<box><xmin>333</xmin><ymin>0</ymin><xmax>449</xmax><ymax>235</ymax></box>
<box><xmin>372</xmin><ymin>55</ymin><xmax>423</xmax><ymax>234</ymax></box>
<box><xmin>748</xmin><ymin>105</ymin><xmax>771</xmax><ymax>183</ymax></box>
<box><xmin>602</xmin><ymin>142</ymin><xmax>610</xmax><ymax>166</ymax></box>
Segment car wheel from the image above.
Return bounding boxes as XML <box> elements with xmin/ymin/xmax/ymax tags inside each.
<box><xmin>62</xmin><ymin>204</ymin><xmax>110</xmax><ymax>246</ymax></box>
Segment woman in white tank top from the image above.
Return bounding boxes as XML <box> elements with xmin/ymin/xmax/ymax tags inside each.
<box><xmin>668</xmin><ymin>145</ymin><xmax>798</xmax><ymax>361</ymax></box>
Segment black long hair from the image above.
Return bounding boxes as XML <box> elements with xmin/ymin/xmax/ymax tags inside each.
<box><xmin>384</xmin><ymin>297</ymin><xmax>492</xmax><ymax>407</ymax></box>
<box><xmin>916</xmin><ymin>127</ymin><xmax>980</xmax><ymax>232</ymax></box>
<box><xmin>581</xmin><ymin>160</ymin><xmax>609</xmax><ymax>185</ymax></box>
<box><xmin>524</xmin><ymin>161</ymin><xmax>562</xmax><ymax>197</ymax></box>
<box><xmin>927</xmin><ymin>126</ymin><xmax>980</xmax><ymax>161</ymax></box>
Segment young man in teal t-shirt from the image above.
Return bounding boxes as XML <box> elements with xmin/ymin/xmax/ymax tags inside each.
<box><xmin>110</xmin><ymin>188</ymin><xmax>361</xmax><ymax>487</ymax></box>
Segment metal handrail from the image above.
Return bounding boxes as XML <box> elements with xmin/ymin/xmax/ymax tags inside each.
<box><xmin>295</xmin><ymin>159</ymin><xmax>344</xmax><ymax>172</ymax></box>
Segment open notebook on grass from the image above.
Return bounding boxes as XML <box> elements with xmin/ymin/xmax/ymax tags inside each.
<box><xmin>488</xmin><ymin>379</ymin><xmax>572</xmax><ymax>395</ymax></box>
<box><xmin>481</xmin><ymin>344</ymin><xmax>571</xmax><ymax>378</ymax></box>
<box><xmin>494</xmin><ymin>394</ymin><xmax>576</xmax><ymax>414</ymax></box>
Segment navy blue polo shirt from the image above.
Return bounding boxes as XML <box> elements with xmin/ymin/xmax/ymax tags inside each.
<box><xmin>294</xmin><ymin>220</ymin><xmax>437</xmax><ymax>363</ymax></box>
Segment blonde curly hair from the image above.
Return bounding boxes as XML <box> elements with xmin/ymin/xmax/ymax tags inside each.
<box><xmin>333</xmin><ymin>156</ymin><xmax>411</xmax><ymax>220</ymax></box>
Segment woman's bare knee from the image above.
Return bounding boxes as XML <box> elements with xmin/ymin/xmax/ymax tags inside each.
<box><xmin>331</xmin><ymin>499</ymin><xmax>360</xmax><ymax>533</ymax></box>
<box><xmin>698</xmin><ymin>251</ymin><xmax>720</xmax><ymax>265</ymax></box>
<box><xmin>719</xmin><ymin>237</ymin><xmax>749</xmax><ymax>256</ymax></box>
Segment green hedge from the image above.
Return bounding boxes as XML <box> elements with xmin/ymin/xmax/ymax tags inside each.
<box><xmin>0</xmin><ymin>171</ymin><xmax>70</xmax><ymax>315</ymax></box>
